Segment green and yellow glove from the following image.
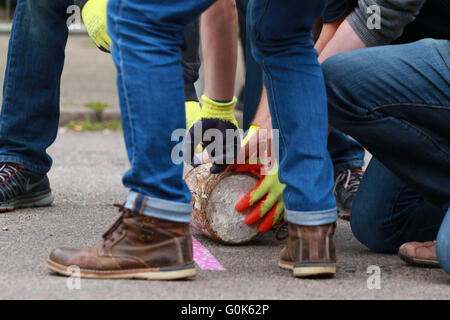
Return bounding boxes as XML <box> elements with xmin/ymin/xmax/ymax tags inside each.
<box><xmin>185</xmin><ymin>95</ymin><xmax>240</xmax><ymax>174</ymax></box>
<box><xmin>232</xmin><ymin>161</ymin><xmax>285</xmax><ymax>232</ymax></box>
<box><xmin>227</xmin><ymin>125</ymin><xmax>285</xmax><ymax>232</ymax></box>
<box><xmin>185</xmin><ymin>101</ymin><xmax>202</xmax><ymax>131</ymax></box>
<box><xmin>82</xmin><ymin>0</ymin><xmax>111</xmax><ymax>53</ymax></box>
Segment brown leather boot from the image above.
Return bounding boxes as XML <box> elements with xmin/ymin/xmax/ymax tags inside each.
<box><xmin>398</xmin><ymin>241</ymin><xmax>440</xmax><ymax>268</ymax></box>
<box><xmin>46</xmin><ymin>205</ymin><xmax>196</xmax><ymax>280</ymax></box>
<box><xmin>279</xmin><ymin>223</ymin><xmax>336</xmax><ymax>278</ymax></box>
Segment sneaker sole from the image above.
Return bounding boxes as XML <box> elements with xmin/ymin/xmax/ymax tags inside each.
<box><xmin>279</xmin><ymin>259</ymin><xmax>336</xmax><ymax>278</ymax></box>
<box><xmin>46</xmin><ymin>259</ymin><xmax>197</xmax><ymax>280</ymax></box>
<box><xmin>398</xmin><ymin>253</ymin><xmax>441</xmax><ymax>268</ymax></box>
<box><xmin>337</xmin><ymin>202</ymin><xmax>350</xmax><ymax>220</ymax></box>
<box><xmin>0</xmin><ymin>191</ymin><xmax>54</xmax><ymax>212</ymax></box>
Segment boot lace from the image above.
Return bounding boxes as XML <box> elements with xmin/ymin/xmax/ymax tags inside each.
<box><xmin>275</xmin><ymin>222</ymin><xmax>288</xmax><ymax>241</ymax></box>
<box><xmin>102</xmin><ymin>203</ymin><xmax>129</xmax><ymax>243</ymax></box>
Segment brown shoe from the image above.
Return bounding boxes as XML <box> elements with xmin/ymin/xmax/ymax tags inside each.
<box><xmin>398</xmin><ymin>241</ymin><xmax>440</xmax><ymax>268</ymax></box>
<box><xmin>46</xmin><ymin>204</ymin><xmax>196</xmax><ymax>280</ymax></box>
<box><xmin>279</xmin><ymin>223</ymin><xmax>336</xmax><ymax>278</ymax></box>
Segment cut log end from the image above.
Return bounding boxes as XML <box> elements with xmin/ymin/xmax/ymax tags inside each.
<box><xmin>185</xmin><ymin>164</ymin><xmax>260</xmax><ymax>245</ymax></box>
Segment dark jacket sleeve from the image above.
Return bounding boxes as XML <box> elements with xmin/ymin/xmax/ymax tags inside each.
<box><xmin>74</xmin><ymin>0</ymin><xmax>89</xmax><ymax>10</ymax></box>
<box><xmin>347</xmin><ymin>0</ymin><xmax>427</xmax><ymax>46</ymax></box>
<box><xmin>323</xmin><ymin>0</ymin><xmax>357</xmax><ymax>23</ymax></box>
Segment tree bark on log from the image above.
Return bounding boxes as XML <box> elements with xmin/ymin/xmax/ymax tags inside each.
<box><xmin>185</xmin><ymin>163</ymin><xmax>260</xmax><ymax>244</ymax></box>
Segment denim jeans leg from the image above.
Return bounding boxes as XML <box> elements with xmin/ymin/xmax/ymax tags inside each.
<box><xmin>351</xmin><ymin>158</ymin><xmax>446</xmax><ymax>253</ymax></box>
<box><xmin>328</xmin><ymin>128</ymin><xmax>365</xmax><ymax>173</ymax></box>
<box><xmin>242</xmin><ymin>22</ymin><xmax>263</xmax><ymax>131</ymax></box>
<box><xmin>325</xmin><ymin>39</ymin><xmax>450</xmax><ymax>210</ymax></box>
<box><xmin>241</xmin><ymin>0</ymin><xmax>365</xmax><ymax>171</ymax></box>
<box><xmin>436</xmin><ymin>207</ymin><xmax>450</xmax><ymax>276</ymax></box>
<box><xmin>107</xmin><ymin>0</ymin><xmax>216</xmax><ymax>223</ymax></box>
<box><xmin>248</xmin><ymin>0</ymin><xmax>337</xmax><ymax>226</ymax></box>
<box><xmin>0</xmin><ymin>0</ymin><xmax>72</xmax><ymax>174</ymax></box>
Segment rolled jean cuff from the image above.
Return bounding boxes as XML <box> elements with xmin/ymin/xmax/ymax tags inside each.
<box><xmin>286</xmin><ymin>207</ymin><xmax>338</xmax><ymax>226</ymax></box>
<box><xmin>333</xmin><ymin>160</ymin><xmax>365</xmax><ymax>173</ymax></box>
<box><xmin>125</xmin><ymin>191</ymin><xmax>192</xmax><ymax>223</ymax></box>
<box><xmin>0</xmin><ymin>155</ymin><xmax>50</xmax><ymax>174</ymax></box>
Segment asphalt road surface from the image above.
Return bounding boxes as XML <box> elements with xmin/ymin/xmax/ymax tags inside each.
<box><xmin>0</xmin><ymin>33</ymin><xmax>449</xmax><ymax>300</ymax></box>
<box><xmin>0</xmin><ymin>131</ymin><xmax>449</xmax><ymax>300</ymax></box>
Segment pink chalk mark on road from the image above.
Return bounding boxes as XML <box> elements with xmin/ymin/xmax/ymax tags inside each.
<box><xmin>192</xmin><ymin>237</ymin><xmax>226</xmax><ymax>271</ymax></box>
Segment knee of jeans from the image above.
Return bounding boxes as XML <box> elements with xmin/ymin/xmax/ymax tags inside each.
<box><xmin>30</xmin><ymin>0</ymin><xmax>54</xmax><ymax>9</ymax></box>
<box><xmin>322</xmin><ymin>55</ymin><xmax>350</xmax><ymax>102</ymax></box>
<box><xmin>350</xmin><ymin>211</ymin><xmax>398</xmax><ymax>254</ymax></box>
<box><xmin>26</xmin><ymin>0</ymin><xmax>63</xmax><ymax>37</ymax></box>
<box><xmin>28</xmin><ymin>0</ymin><xmax>65</xmax><ymax>17</ymax></box>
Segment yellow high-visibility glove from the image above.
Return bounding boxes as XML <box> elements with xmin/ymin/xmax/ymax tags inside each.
<box><xmin>82</xmin><ymin>0</ymin><xmax>111</xmax><ymax>53</ymax></box>
<box><xmin>185</xmin><ymin>101</ymin><xmax>201</xmax><ymax>131</ymax></box>
<box><xmin>185</xmin><ymin>95</ymin><xmax>240</xmax><ymax>173</ymax></box>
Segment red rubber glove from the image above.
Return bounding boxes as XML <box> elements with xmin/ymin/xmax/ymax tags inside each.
<box><xmin>229</xmin><ymin>161</ymin><xmax>285</xmax><ymax>232</ymax></box>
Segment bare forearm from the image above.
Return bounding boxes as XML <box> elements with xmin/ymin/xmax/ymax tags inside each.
<box><xmin>251</xmin><ymin>85</ymin><xmax>272</xmax><ymax>130</ymax></box>
<box><xmin>315</xmin><ymin>16</ymin><xmax>346</xmax><ymax>55</ymax></box>
<box><xmin>318</xmin><ymin>19</ymin><xmax>366</xmax><ymax>64</ymax></box>
<box><xmin>201</xmin><ymin>0</ymin><xmax>238</xmax><ymax>101</ymax></box>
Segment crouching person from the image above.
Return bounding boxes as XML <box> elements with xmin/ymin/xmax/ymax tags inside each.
<box><xmin>324</xmin><ymin>38</ymin><xmax>450</xmax><ymax>275</ymax></box>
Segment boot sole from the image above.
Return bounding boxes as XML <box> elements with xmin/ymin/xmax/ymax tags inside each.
<box><xmin>0</xmin><ymin>191</ymin><xmax>54</xmax><ymax>212</ymax></box>
<box><xmin>46</xmin><ymin>259</ymin><xmax>196</xmax><ymax>280</ymax></box>
<box><xmin>279</xmin><ymin>260</ymin><xmax>336</xmax><ymax>278</ymax></box>
<box><xmin>398</xmin><ymin>253</ymin><xmax>441</xmax><ymax>268</ymax></box>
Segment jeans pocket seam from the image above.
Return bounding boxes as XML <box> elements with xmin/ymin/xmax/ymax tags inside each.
<box><xmin>371</xmin><ymin>103</ymin><xmax>450</xmax><ymax>113</ymax></box>
<box><xmin>399</xmin><ymin>119</ymin><xmax>450</xmax><ymax>162</ymax></box>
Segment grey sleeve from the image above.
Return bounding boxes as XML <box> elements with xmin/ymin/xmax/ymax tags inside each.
<box><xmin>74</xmin><ymin>0</ymin><xmax>89</xmax><ymax>10</ymax></box>
<box><xmin>347</xmin><ymin>0</ymin><xmax>427</xmax><ymax>47</ymax></box>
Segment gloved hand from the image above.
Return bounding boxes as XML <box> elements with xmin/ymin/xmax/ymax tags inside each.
<box><xmin>184</xmin><ymin>95</ymin><xmax>240</xmax><ymax>174</ymax></box>
<box><xmin>185</xmin><ymin>101</ymin><xmax>201</xmax><ymax>131</ymax></box>
<box><xmin>230</xmin><ymin>161</ymin><xmax>285</xmax><ymax>232</ymax></box>
<box><xmin>81</xmin><ymin>0</ymin><xmax>111</xmax><ymax>53</ymax></box>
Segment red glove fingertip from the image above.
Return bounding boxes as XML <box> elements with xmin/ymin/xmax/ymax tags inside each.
<box><xmin>245</xmin><ymin>208</ymin><xmax>262</xmax><ymax>225</ymax></box>
<box><xmin>235</xmin><ymin>193</ymin><xmax>252</xmax><ymax>212</ymax></box>
<box><xmin>257</xmin><ymin>205</ymin><xmax>277</xmax><ymax>232</ymax></box>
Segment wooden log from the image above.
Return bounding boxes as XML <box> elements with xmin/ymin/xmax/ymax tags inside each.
<box><xmin>185</xmin><ymin>163</ymin><xmax>260</xmax><ymax>245</ymax></box>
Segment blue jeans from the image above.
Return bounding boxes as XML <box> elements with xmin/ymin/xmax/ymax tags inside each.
<box><xmin>324</xmin><ymin>39</ymin><xmax>450</xmax><ymax>274</ymax></box>
<box><xmin>328</xmin><ymin>129</ymin><xmax>365</xmax><ymax>172</ymax></box>
<box><xmin>243</xmin><ymin>71</ymin><xmax>365</xmax><ymax>172</ymax></box>
<box><xmin>241</xmin><ymin>17</ymin><xmax>365</xmax><ymax>173</ymax></box>
<box><xmin>0</xmin><ymin>0</ymin><xmax>201</xmax><ymax>175</ymax></box>
<box><xmin>245</xmin><ymin>0</ymin><xmax>337</xmax><ymax>225</ymax></box>
<box><xmin>0</xmin><ymin>0</ymin><xmax>72</xmax><ymax>174</ymax></box>
<box><xmin>107</xmin><ymin>0</ymin><xmax>215</xmax><ymax>223</ymax></box>
<box><xmin>351</xmin><ymin>158</ymin><xmax>445</xmax><ymax>252</ymax></box>
<box><xmin>107</xmin><ymin>0</ymin><xmax>337</xmax><ymax>226</ymax></box>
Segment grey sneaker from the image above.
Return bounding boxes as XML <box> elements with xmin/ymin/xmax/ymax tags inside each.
<box><xmin>333</xmin><ymin>168</ymin><xmax>364</xmax><ymax>220</ymax></box>
<box><xmin>0</xmin><ymin>163</ymin><xmax>54</xmax><ymax>212</ymax></box>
